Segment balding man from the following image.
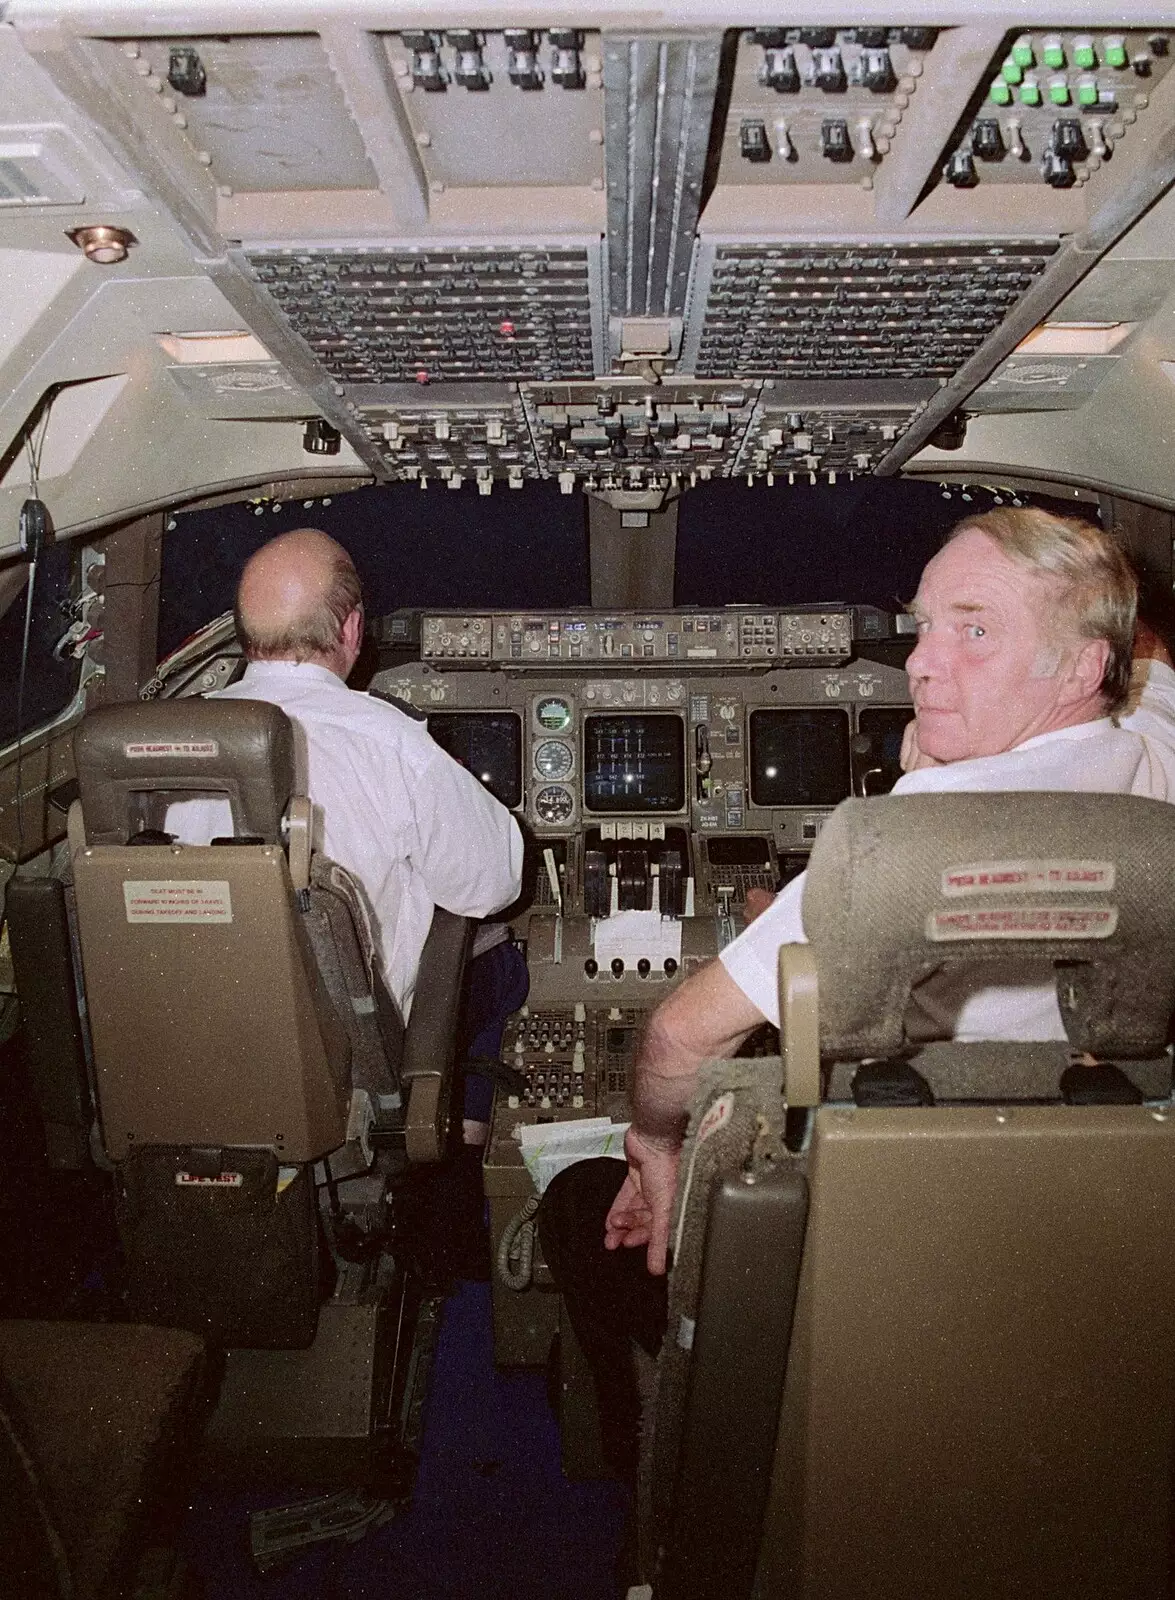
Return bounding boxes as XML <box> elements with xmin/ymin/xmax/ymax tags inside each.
<box><xmin>167</xmin><ymin>528</ymin><xmax>523</xmax><ymax>1022</ymax></box>
<box><xmin>539</xmin><ymin>507</ymin><xmax>1175</xmax><ymax>1479</ymax></box>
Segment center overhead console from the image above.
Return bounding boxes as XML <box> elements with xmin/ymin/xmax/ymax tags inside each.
<box><xmin>370</xmin><ymin>602</ymin><xmax>913</xmax><ymax>1364</ymax></box>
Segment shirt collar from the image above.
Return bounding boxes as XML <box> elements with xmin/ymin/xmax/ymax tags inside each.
<box><xmin>1009</xmin><ymin>716</ymin><xmax>1115</xmax><ymax>754</ymax></box>
<box><xmin>240</xmin><ymin>659</ymin><xmax>345</xmax><ymax>689</ymax></box>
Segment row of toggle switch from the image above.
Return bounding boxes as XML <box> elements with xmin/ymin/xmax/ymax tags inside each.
<box><xmin>399</xmin><ymin>29</ymin><xmax>587</xmax><ymax>92</ymax></box>
<box><xmin>740</xmin><ymin>116</ymin><xmax>878</xmax><ymax>163</ymax></box>
<box><xmin>945</xmin><ymin>117</ymin><xmax>1107</xmax><ymax>188</ymax></box>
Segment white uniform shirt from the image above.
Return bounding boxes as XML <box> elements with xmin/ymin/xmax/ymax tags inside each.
<box><xmin>165</xmin><ymin>660</ymin><xmax>524</xmax><ymax>1019</ymax></box>
<box><xmin>720</xmin><ymin>659</ymin><xmax>1175</xmax><ymax>1040</ymax></box>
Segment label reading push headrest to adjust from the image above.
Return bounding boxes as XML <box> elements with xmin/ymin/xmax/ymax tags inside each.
<box><xmin>124</xmin><ymin>740</ymin><xmax>219</xmax><ymax>758</ymax></box>
<box><xmin>941</xmin><ymin>859</ymin><xmax>1115</xmax><ymax>896</ymax></box>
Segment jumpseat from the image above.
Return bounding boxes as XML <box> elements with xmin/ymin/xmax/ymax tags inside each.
<box><xmin>0</xmin><ymin>1319</ymin><xmax>207</xmax><ymax>1600</ymax></box>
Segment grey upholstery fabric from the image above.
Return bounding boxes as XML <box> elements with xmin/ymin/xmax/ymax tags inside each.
<box><xmin>75</xmin><ymin>700</ymin><xmax>295</xmax><ymax>844</ymax></box>
<box><xmin>803</xmin><ymin>793</ymin><xmax>1175</xmax><ymax>1059</ymax></box>
<box><xmin>641</xmin><ymin>1060</ymin><xmax>788</xmax><ymax>1577</ymax></box>
<box><xmin>303</xmin><ymin>855</ymin><xmax>405</xmax><ymax>1105</ymax></box>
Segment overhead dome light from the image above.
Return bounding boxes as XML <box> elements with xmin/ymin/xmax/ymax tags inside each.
<box><xmin>67</xmin><ymin>224</ymin><xmax>136</xmax><ymax>264</ymax></box>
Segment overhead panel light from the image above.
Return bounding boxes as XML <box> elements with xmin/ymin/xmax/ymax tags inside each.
<box><xmin>1015</xmin><ymin>322</ymin><xmax>1135</xmax><ymax>356</ymax></box>
<box><xmin>158</xmin><ymin>331</ymin><xmax>273</xmax><ymax>364</ymax></box>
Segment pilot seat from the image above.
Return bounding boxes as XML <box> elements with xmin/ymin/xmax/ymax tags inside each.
<box><xmin>637</xmin><ymin>791</ymin><xmax>1175</xmax><ymax>1600</ymax></box>
<box><xmin>61</xmin><ymin>697</ymin><xmax>472</xmax><ymax>1482</ymax></box>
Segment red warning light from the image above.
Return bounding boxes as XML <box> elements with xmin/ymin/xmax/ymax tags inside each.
<box><xmin>498</xmin><ymin>320</ymin><xmax>515</xmax><ymax>336</ymax></box>
<box><xmin>415</xmin><ymin>370</ymin><xmax>429</xmax><ymax>385</ymax></box>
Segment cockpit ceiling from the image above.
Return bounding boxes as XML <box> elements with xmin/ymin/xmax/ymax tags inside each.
<box><xmin>3</xmin><ymin>5</ymin><xmax>1175</xmax><ymax>541</ymax></box>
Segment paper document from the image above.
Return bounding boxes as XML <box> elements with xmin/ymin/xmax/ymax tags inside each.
<box><xmin>592</xmin><ymin>909</ymin><xmax>682</xmax><ymax>970</ymax></box>
<box><xmin>517</xmin><ymin>1117</ymin><xmax>629</xmax><ymax>1195</ymax></box>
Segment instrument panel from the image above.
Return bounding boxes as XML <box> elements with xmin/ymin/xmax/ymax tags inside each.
<box><xmin>421</xmin><ymin>606</ymin><xmax>855</xmax><ymax>663</ymax></box>
<box><xmin>373</xmin><ymin>606</ymin><xmax>911</xmax><ymax>854</ymax></box>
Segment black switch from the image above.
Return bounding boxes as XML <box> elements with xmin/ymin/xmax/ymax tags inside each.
<box><xmin>504</xmin><ymin>29</ymin><xmax>543</xmax><ymax>88</ymax></box>
<box><xmin>855</xmin><ymin>27</ymin><xmax>888</xmax><ymax>48</ymax></box>
<box><xmin>303</xmin><ymin>420</ymin><xmax>341</xmax><ymax>455</ymax></box>
<box><xmin>402</xmin><ymin>31</ymin><xmax>447</xmax><ymax>91</ymax></box>
<box><xmin>584</xmin><ymin>958</ymin><xmax>598</xmax><ymax>978</ymax></box>
<box><xmin>1052</xmin><ymin>119</ymin><xmax>1087</xmax><ymax>161</ymax></box>
<box><xmin>549</xmin><ymin>29</ymin><xmax>585</xmax><ymax>89</ymax></box>
<box><xmin>813</xmin><ymin>47</ymin><xmax>846</xmax><ymax>92</ymax></box>
<box><xmin>610</xmin><ymin>958</ymin><xmax>625</xmax><ymax>979</ymax></box>
<box><xmin>972</xmin><ymin>119</ymin><xmax>1005</xmax><ymax>160</ymax></box>
<box><xmin>447</xmin><ymin>31</ymin><xmax>490</xmax><ymax>90</ymax></box>
<box><xmin>944</xmin><ymin>148</ymin><xmax>978</xmax><ymax>187</ymax></box>
<box><xmin>861</xmin><ymin>47</ymin><xmax>895</xmax><ymax>92</ymax></box>
<box><xmin>740</xmin><ymin>120</ymin><xmax>772</xmax><ymax>162</ymax></box>
<box><xmin>760</xmin><ymin>45</ymin><xmax>800</xmax><ymax>92</ymax></box>
<box><xmin>751</xmin><ymin>28</ymin><xmax>788</xmax><ymax>47</ymax></box>
<box><xmin>820</xmin><ymin>119</ymin><xmax>854</xmax><ymax>162</ymax></box>
<box><xmin>799</xmin><ymin>28</ymin><xmax>837</xmax><ymax>48</ymax></box>
<box><xmin>1149</xmin><ymin>35</ymin><xmax>1170</xmax><ymax>57</ymax></box>
<box><xmin>637</xmin><ymin>958</ymin><xmax>651</xmax><ymax>978</ymax></box>
<box><xmin>167</xmin><ymin>46</ymin><xmax>206</xmax><ymax>96</ymax></box>
<box><xmin>1132</xmin><ymin>52</ymin><xmax>1153</xmax><ymax>77</ymax></box>
<box><xmin>900</xmin><ymin>28</ymin><xmax>938</xmax><ymax>50</ymax></box>
<box><xmin>1041</xmin><ymin>149</ymin><xmax>1075</xmax><ymax>187</ymax></box>
<box><xmin>663</xmin><ymin>957</ymin><xmax>678</xmax><ymax>977</ymax></box>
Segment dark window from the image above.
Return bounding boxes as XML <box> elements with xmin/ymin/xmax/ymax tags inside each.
<box><xmin>0</xmin><ymin>543</ymin><xmax>79</xmax><ymax>747</ymax></box>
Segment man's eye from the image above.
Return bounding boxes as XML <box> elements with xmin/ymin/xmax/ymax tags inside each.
<box><xmin>964</xmin><ymin>623</ymin><xmax>986</xmax><ymax>639</ymax></box>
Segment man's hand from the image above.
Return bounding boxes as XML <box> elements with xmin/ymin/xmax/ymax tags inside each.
<box><xmin>604</xmin><ymin>1127</ymin><xmax>681</xmax><ymax>1276</ymax></box>
<box><xmin>743</xmin><ymin>885</ymin><xmax>776</xmax><ymax>923</ymax></box>
<box><xmin>900</xmin><ymin>716</ymin><xmax>942</xmax><ymax>773</ymax></box>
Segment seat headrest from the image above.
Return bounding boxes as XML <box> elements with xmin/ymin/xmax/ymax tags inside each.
<box><xmin>74</xmin><ymin>700</ymin><xmax>295</xmax><ymax>844</ymax></box>
<box><xmin>803</xmin><ymin>792</ymin><xmax>1175</xmax><ymax>1060</ymax></box>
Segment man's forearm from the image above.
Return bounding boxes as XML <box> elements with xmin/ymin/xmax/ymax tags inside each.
<box><xmin>631</xmin><ymin>959</ymin><xmax>766</xmax><ymax>1145</ymax></box>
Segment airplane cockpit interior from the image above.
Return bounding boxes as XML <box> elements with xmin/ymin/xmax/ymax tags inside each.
<box><xmin>3</xmin><ymin>4</ymin><xmax>1175</xmax><ymax>1597</ymax></box>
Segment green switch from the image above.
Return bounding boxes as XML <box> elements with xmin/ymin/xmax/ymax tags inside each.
<box><xmin>1048</xmin><ymin>76</ymin><xmax>1071</xmax><ymax>104</ymax></box>
<box><xmin>1011</xmin><ymin>37</ymin><xmax>1035</xmax><ymax>67</ymax></box>
<box><xmin>1076</xmin><ymin>76</ymin><xmax>1099</xmax><ymax>106</ymax></box>
<box><xmin>989</xmin><ymin>78</ymin><xmax>1013</xmax><ymax>105</ymax></box>
<box><xmin>1001</xmin><ymin>57</ymin><xmax>1023</xmax><ymax>84</ymax></box>
<box><xmin>1042</xmin><ymin>37</ymin><xmax>1065</xmax><ymax>68</ymax></box>
<box><xmin>1019</xmin><ymin>78</ymin><xmax>1042</xmax><ymax>106</ymax></box>
<box><xmin>1104</xmin><ymin>36</ymin><xmax>1127</xmax><ymax>68</ymax></box>
<box><xmin>1073</xmin><ymin>37</ymin><xmax>1096</xmax><ymax>68</ymax></box>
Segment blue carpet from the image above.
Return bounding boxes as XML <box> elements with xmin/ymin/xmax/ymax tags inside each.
<box><xmin>183</xmin><ymin>1281</ymin><xmax>628</xmax><ymax>1599</ymax></box>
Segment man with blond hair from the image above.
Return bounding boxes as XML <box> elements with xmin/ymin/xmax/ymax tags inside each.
<box><xmin>167</xmin><ymin>527</ymin><xmax>524</xmax><ymax>1026</ymax></box>
<box><xmin>540</xmin><ymin>507</ymin><xmax>1175</xmax><ymax>1477</ymax></box>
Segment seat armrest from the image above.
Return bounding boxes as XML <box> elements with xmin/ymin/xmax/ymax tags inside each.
<box><xmin>402</xmin><ymin>909</ymin><xmax>473</xmax><ymax>1162</ymax></box>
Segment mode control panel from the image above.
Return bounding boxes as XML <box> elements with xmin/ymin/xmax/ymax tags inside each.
<box><xmin>419</xmin><ymin>608</ymin><xmax>854</xmax><ymax>664</ymax></box>
<box><xmin>421</xmin><ymin>615</ymin><xmax>493</xmax><ymax>658</ymax></box>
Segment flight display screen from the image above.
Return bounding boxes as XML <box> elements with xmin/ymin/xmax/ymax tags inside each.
<box><xmin>857</xmin><ymin>706</ymin><xmax>911</xmax><ymax>796</ymax></box>
<box><xmin>427</xmin><ymin>712</ymin><xmax>523</xmax><ymax>810</ymax></box>
<box><xmin>749</xmin><ymin>709</ymin><xmax>852</xmax><ymax>808</ymax></box>
<box><xmin>583</xmin><ymin>714</ymin><xmax>685</xmax><ymax>814</ymax></box>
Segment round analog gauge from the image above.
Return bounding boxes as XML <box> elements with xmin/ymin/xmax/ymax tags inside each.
<box><xmin>535</xmin><ymin>739</ymin><xmax>574</xmax><ymax>780</ymax></box>
<box><xmin>536</xmin><ymin>696</ymin><xmax>572</xmax><ymax>733</ymax></box>
<box><xmin>535</xmin><ymin>785</ymin><xmax>574</xmax><ymax>824</ymax></box>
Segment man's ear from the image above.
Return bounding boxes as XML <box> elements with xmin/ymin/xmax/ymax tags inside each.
<box><xmin>1065</xmin><ymin>636</ymin><xmax>1110</xmax><ymax>703</ymax></box>
<box><xmin>342</xmin><ymin>605</ymin><xmax>364</xmax><ymax>655</ymax></box>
